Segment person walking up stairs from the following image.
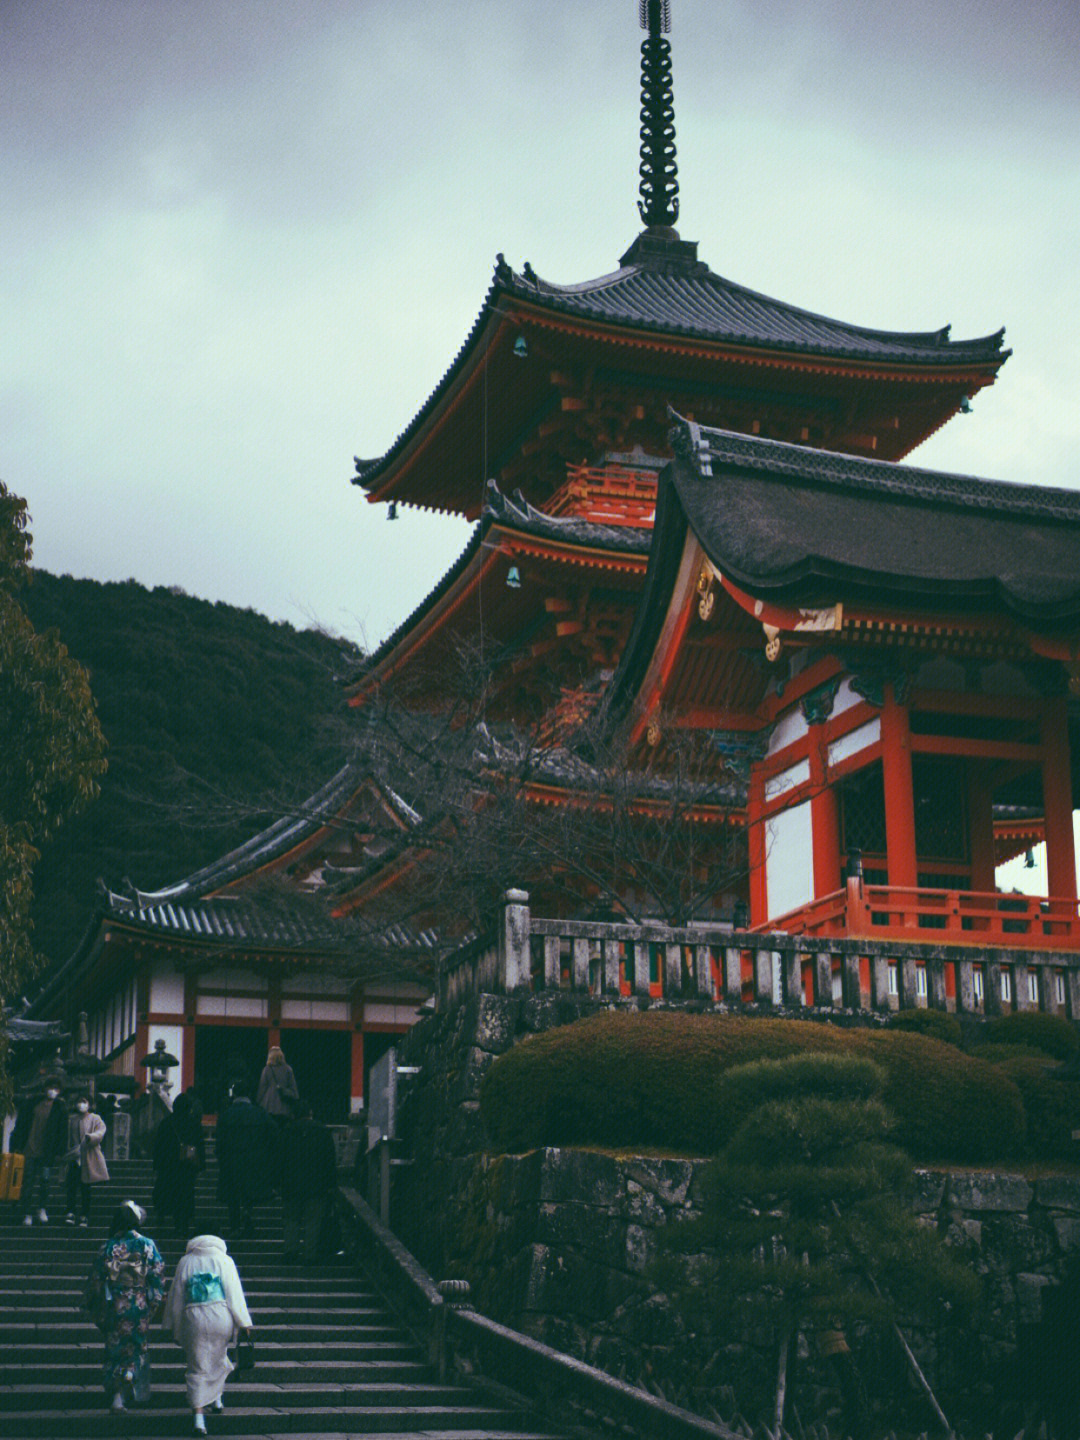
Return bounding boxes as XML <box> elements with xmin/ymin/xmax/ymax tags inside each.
<box><xmin>0</xmin><ymin>1144</ymin><xmax>567</xmax><ymax>1438</ymax></box>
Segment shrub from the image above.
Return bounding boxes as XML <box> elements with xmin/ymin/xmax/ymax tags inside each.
<box><xmin>722</xmin><ymin>1052</ymin><xmax>885</xmax><ymax>1115</ymax></box>
<box><xmin>479</xmin><ymin>1011</ymin><xmax>1026</xmax><ymax>1162</ymax></box>
<box><xmin>982</xmin><ymin>1011</ymin><xmax>1080</xmax><ymax>1061</ymax></box>
<box><xmin>981</xmin><ymin>1052</ymin><xmax>1080</xmax><ymax>1163</ymax></box>
<box><xmin>845</xmin><ymin>1028</ymin><xmax>1026</xmax><ymax>1164</ymax></box>
<box><xmin>887</xmin><ymin>1008</ymin><xmax>962</xmax><ymax>1047</ymax></box>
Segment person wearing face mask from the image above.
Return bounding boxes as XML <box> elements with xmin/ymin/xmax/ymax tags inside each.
<box><xmin>12</xmin><ymin>1083</ymin><xmax>68</xmax><ymax>1224</ymax></box>
<box><xmin>65</xmin><ymin>1095</ymin><xmax>109</xmax><ymax>1227</ymax></box>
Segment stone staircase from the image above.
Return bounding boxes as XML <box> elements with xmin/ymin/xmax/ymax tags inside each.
<box><xmin>0</xmin><ymin>1153</ymin><xmax>564</xmax><ymax>1439</ymax></box>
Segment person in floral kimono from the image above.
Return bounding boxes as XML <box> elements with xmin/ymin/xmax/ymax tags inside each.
<box><xmin>85</xmin><ymin>1201</ymin><xmax>166</xmax><ymax>1411</ymax></box>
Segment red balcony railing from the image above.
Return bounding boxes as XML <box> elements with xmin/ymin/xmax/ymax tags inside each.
<box><xmin>758</xmin><ymin>878</ymin><xmax>1080</xmax><ymax>950</ymax></box>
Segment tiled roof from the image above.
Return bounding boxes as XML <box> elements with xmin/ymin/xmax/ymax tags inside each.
<box><xmin>139</xmin><ymin>762</ymin><xmax>368</xmax><ymax>902</ymax></box>
<box><xmin>353</xmin><ymin>237</ymin><xmax>1007</xmax><ymax>499</ymax></box>
<box><xmin>506</xmin><ymin>242</ymin><xmax>1007</xmax><ymax>365</ymax></box>
<box><xmin>484</xmin><ymin>480</ymin><xmax>652</xmax><ymax>556</ymax></box>
<box><xmin>101</xmin><ymin>889</ymin><xmax>342</xmax><ymax>953</ymax></box>
<box><xmin>666</xmin><ymin>418</ymin><xmax>1080</xmax><ymax>619</ymax></box>
<box><xmin>353</xmin><ymin>485</ymin><xmax>649</xmax><ymax>682</ymax></box>
<box><xmin>678</xmin><ymin>424</ymin><xmax>1080</xmax><ymax>523</ymax></box>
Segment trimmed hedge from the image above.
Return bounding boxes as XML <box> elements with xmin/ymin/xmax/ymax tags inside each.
<box><xmin>479</xmin><ymin>1012</ymin><xmax>1026</xmax><ymax>1163</ymax></box>
<box><xmin>977</xmin><ymin>1051</ymin><xmax>1080</xmax><ymax>1163</ymax></box>
<box><xmin>887</xmin><ymin>1008</ymin><xmax>962</xmax><ymax>1047</ymax></box>
<box><xmin>981</xmin><ymin>1011</ymin><xmax>1080</xmax><ymax>1061</ymax></box>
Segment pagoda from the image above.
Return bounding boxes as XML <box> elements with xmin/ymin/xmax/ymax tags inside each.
<box><xmin>34</xmin><ymin>1</ymin><xmax>1080</xmax><ymax>1117</ymax></box>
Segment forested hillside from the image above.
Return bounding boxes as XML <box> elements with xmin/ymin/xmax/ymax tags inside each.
<box><xmin>22</xmin><ymin>571</ymin><xmax>361</xmax><ymax>972</ymax></box>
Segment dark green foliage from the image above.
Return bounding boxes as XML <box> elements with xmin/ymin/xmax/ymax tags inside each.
<box><xmin>722</xmin><ymin>1050</ymin><xmax>885</xmax><ymax>1114</ymax></box>
<box><xmin>22</xmin><ymin>571</ymin><xmax>360</xmax><ymax>967</ymax></box>
<box><xmin>887</xmin><ymin>1007</ymin><xmax>962</xmax><ymax>1047</ymax></box>
<box><xmin>981</xmin><ymin>1010</ymin><xmax>1079</xmax><ymax>1061</ymax></box>
<box><xmin>654</xmin><ymin>1053</ymin><xmax>979</xmax><ymax>1430</ymax></box>
<box><xmin>480</xmin><ymin>1011</ymin><xmax>1027</xmax><ymax>1162</ymax></box>
<box><xmin>848</xmin><ymin>1027</ymin><xmax>1025</xmax><ymax>1164</ymax></box>
<box><xmin>987</xmin><ymin>1052</ymin><xmax>1080</xmax><ymax>1162</ymax></box>
<box><xmin>0</xmin><ymin>498</ymin><xmax>106</xmax><ymax>1109</ymax></box>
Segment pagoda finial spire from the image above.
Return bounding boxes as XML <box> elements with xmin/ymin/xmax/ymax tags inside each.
<box><xmin>637</xmin><ymin>0</ymin><xmax>679</xmax><ymax>229</ymax></box>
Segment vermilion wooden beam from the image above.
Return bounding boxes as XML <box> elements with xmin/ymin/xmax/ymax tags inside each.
<box><xmin>911</xmin><ymin>734</ymin><xmax>1042</xmax><ymax>763</ymax></box>
<box><xmin>881</xmin><ymin>683</ymin><xmax>918</xmax><ymax>888</ymax></box>
<box><xmin>1042</xmin><ymin>697</ymin><xmax>1077</xmax><ymax>900</ymax></box>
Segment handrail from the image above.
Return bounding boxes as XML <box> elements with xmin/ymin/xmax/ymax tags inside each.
<box><xmin>336</xmin><ymin>1184</ymin><xmax>737</xmax><ymax>1440</ymax></box>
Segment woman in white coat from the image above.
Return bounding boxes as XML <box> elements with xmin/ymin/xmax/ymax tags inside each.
<box><xmin>163</xmin><ymin>1234</ymin><xmax>253</xmax><ymax>1433</ymax></box>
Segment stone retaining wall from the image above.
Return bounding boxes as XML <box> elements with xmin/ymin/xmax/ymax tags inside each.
<box><xmin>392</xmin><ymin>993</ymin><xmax>1080</xmax><ymax>1430</ymax></box>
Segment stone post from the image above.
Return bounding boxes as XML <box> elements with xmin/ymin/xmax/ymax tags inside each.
<box><xmin>1066</xmin><ymin>964</ymin><xmax>1080</xmax><ymax>1021</ymax></box>
<box><xmin>815</xmin><ymin>952</ymin><xmax>834</xmax><ymax>1009</ymax></box>
<box><xmin>572</xmin><ymin>937</ymin><xmax>591</xmax><ymax>992</ymax></box>
<box><xmin>498</xmin><ymin>890</ymin><xmax>532</xmax><ymax>995</ymax></box>
<box><xmin>633</xmin><ymin>941</ymin><xmax>651</xmax><ymax>998</ymax></box>
<box><xmin>956</xmin><ymin>957</ymin><xmax>976</xmax><ymax>1014</ymax></box>
<box><xmin>723</xmin><ymin>947</ymin><xmax>743</xmax><ymax>1003</ymax></box>
<box><xmin>870</xmin><ymin>955</ymin><xmax>892</xmax><ymax>1012</ymax></box>
<box><xmin>664</xmin><ymin>943</ymin><xmax>682</xmax><ymax>997</ymax></box>
<box><xmin>842</xmin><ymin>952</ymin><xmax>862</xmax><ymax>1009</ymax></box>
<box><xmin>754</xmin><ymin>949</ymin><xmax>775</xmax><ymax>1004</ymax></box>
<box><xmin>603</xmin><ymin>939</ymin><xmax>621</xmax><ymax>995</ymax></box>
<box><xmin>782</xmin><ymin>947</ymin><xmax>803</xmax><ymax>1007</ymax></box>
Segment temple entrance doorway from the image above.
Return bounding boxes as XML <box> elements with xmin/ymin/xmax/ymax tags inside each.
<box><xmin>193</xmin><ymin>1024</ymin><xmax>269</xmax><ymax>1118</ymax></box>
<box><xmin>279</xmin><ymin>1029</ymin><xmax>351</xmax><ymax>1123</ymax></box>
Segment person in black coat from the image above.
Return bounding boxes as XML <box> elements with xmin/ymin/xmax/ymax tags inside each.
<box><xmin>12</xmin><ymin>1084</ymin><xmax>68</xmax><ymax>1224</ymax></box>
<box><xmin>152</xmin><ymin>1090</ymin><xmax>205</xmax><ymax>1240</ymax></box>
<box><xmin>280</xmin><ymin>1100</ymin><xmax>338</xmax><ymax>1263</ymax></box>
<box><xmin>214</xmin><ymin>1079</ymin><xmax>279</xmax><ymax>1237</ymax></box>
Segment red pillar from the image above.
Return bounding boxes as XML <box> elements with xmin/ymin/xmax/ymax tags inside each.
<box><xmin>809</xmin><ymin>725</ymin><xmax>842</xmax><ymax>897</ymax></box>
<box><xmin>881</xmin><ymin>683</ymin><xmax>918</xmax><ymax>888</ymax></box>
<box><xmin>1042</xmin><ymin>698</ymin><xmax>1077</xmax><ymax>899</ymax></box>
<box><xmin>968</xmin><ymin>768</ymin><xmax>996</xmax><ymax>893</ymax></box>
<box><xmin>350</xmin><ymin>991</ymin><xmax>365</xmax><ymax>1112</ymax></box>
<box><xmin>747</xmin><ymin>769</ymin><xmax>768</xmax><ymax>924</ymax></box>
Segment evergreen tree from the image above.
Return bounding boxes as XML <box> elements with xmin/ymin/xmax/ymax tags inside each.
<box><xmin>0</xmin><ymin>487</ymin><xmax>106</xmax><ymax>1107</ymax></box>
<box><xmin>663</xmin><ymin>1052</ymin><xmax>977</xmax><ymax>1435</ymax></box>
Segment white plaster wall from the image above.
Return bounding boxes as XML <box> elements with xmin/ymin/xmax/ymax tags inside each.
<box><xmin>767</xmin><ymin>706</ymin><xmax>809</xmax><ymax>757</ymax></box>
<box><xmin>765</xmin><ymin>757</ymin><xmax>810</xmax><ymax>804</ymax></box>
<box><xmin>828</xmin><ymin>717</ymin><xmax>881</xmax><ymax>769</ymax></box>
<box><xmin>149</xmin><ymin>964</ymin><xmax>185</xmax><ymax>1015</ymax></box>
<box><xmin>280</xmin><ymin>999</ymin><xmax>350</xmax><ymax>1023</ymax></box>
<box><xmin>765</xmin><ymin>799</ymin><xmax>815</xmax><ymax>920</ymax></box>
<box><xmin>363</xmin><ymin>1000</ymin><xmax>426</xmax><ymax>1026</ymax></box>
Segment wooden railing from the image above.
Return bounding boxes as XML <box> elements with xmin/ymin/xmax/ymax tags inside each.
<box><xmin>759</xmin><ymin>876</ymin><xmax>1080</xmax><ymax>949</ymax></box>
<box><xmin>435</xmin><ymin>889</ymin><xmax>1080</xmax><ymax>1022</ymax></box>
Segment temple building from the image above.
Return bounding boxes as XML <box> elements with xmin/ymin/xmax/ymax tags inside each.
<box><xmin>30</xmin><ymin>2</ymin><xmax>1079</xmax><ymax>1113</ymax></box>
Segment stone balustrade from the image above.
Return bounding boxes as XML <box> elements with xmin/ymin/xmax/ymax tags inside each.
<box><xmin>435</xmin><ymin>890</ymin><xmax>1080</xmax><ymax>1021</ymax></box>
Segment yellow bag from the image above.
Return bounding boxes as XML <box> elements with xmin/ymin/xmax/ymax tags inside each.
<box><xmin>0</xmin><ymin>1152</ymin><xmax>25</xmax><ymax>1202</ymax></box>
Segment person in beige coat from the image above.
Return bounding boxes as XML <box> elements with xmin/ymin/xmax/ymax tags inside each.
<box><xmin>65</xmin><ymin>1095</ymin><xmax>109</xmax><ymax>1227</ymax></box>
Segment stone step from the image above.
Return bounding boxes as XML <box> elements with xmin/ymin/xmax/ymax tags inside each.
<box><xmin>4</xmin><ymin>1405</ymin><xmax>545</xmax><ymax>1437</ymax></box>
<box><xmin>0</xmin><ymin>1154</ymin><xmax>564</xmax><ymax>1440</ymax></box>
<box><xmin>0</xmin><ymin>1382</ymin><xmax>488</xmax><ymax>1410</ymax></box>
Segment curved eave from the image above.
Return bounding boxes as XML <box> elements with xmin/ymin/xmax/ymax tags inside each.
<box><xmin>348</xmin><ymin>510</ymin><xmax>650</xmax><ymax>704</ymax></box>
<box><xmin>125</xmin><ymin>763</ymin><xmax>370</xmax><ymax>902</ymax></box>
<box><xmin>520</xmin><ymin>778</ymin><xmax>744</xmax><ymax>824</ymax></box>
<box><xmin>353</xmin><ymin>257</ymin><xmax>1008</xmax><ymax>513</ymax></box>
<box><xmin>669</xmin><ymin>422</ymin><xmax>1080</xmax><ymax>629</ymax></box>
<box><xmin>103</xmin><ymin>916</ymin><xmax>339</xmax><ymax>963</ymax></box>
<box><xmin>504</xmin><ymin>286</ymin><xmax>1008</xmax><ymax>372</ymax></box>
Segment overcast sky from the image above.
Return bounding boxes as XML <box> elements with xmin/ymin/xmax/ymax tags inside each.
<box><xmin>4</xmin><ymin>0</ymin><xmax>1078</xmax><ymax>651</ymax></box>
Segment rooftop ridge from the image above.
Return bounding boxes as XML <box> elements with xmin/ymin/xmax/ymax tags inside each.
<box><xmin>674</xmin><ymin>419</ymin><xmax>1080</xmax><ymax>523</ymax></box>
